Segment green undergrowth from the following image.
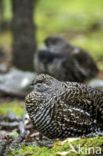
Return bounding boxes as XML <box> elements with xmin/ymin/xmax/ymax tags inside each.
<box><xmin>36</xmin><ymin>0</ymin><xmax>103</xmax><ymax>41</ymax></box>
<box><xmin>9</xmin><ymin>136</ymin><xmax>103</xmax><ymax>156</ymax></box>
<box><xmin>1</xmin><ymin>0</ymin><xmax>103</xmax><ymax>70</ymax></box>
<box><xmin>0</xmin><ymin>102</ymin><xmax>24</xmax><ymax>117</ymax></box>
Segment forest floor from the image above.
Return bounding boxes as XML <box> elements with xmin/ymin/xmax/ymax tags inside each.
<box><xmin>0</xmin><ymin>97</ymin><xmax>103</xmax><ymax>156</ymax></box>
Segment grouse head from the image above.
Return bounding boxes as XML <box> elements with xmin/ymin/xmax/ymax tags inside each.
<box><xmin>44</xmin><ymin>35</ymin><xmax>69</xmax><ymax>48</ymax></box>
<box><xmin>30</xmin><ymin>74</ymin><xmax>62</xmax><ymax>94</ymax></box>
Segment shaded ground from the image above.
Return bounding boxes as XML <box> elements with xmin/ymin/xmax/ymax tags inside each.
<box><xmin>0</xmin><ymin>100</ymin><xmax>103</xmax><ymax>156</ymax></box>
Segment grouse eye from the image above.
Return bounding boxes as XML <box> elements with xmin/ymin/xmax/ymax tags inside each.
<box><xmin>36</xmin><ymin>79</ymin><xmax>44</xmax><ymax>83</ymax></box>
<box><xmin>29</xmin><ymin>79</ymin><xmax>44</xmax><ymax>86</ymax></box>
<box><xmin>37</xmin><ymin>83</ymin><xmax>42</xmax><ymax>87</ymax></box>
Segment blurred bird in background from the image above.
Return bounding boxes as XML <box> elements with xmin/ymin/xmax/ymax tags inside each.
<box><xmin>34</xmin><ymin>35</ymin><xmax>98</xmax><ymax>82</ymax></box>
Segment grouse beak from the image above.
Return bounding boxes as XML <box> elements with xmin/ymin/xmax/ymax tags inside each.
<box><xmin>29</xmin><ymin>79</ymin><xmax>37</xmax><ymax>86</ymax></box>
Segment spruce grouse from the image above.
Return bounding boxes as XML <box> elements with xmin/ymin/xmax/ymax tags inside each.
<box><xmin>34</xmin><ymin>35</ymin><xmax>98</xmax><ymax>82</ymax></box>
<box><xmin>25</xmin><ymin>74</ymin><xmax>103</xmax><ymax>140</ymax></box>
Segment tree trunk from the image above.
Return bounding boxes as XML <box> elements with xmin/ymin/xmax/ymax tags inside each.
<box><xmin>11</xmin><ymin>0</ymin><xmax>37</xmax><ymax>71</ymax></box>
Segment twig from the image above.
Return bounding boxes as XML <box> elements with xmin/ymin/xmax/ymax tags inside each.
<box><xmin>0</xmin><ymin>121</ymin><xmax>19</xmax><ymax>129</ymax></box>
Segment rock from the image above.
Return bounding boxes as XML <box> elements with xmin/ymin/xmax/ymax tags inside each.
<box><xmin>88</xmin><ymin>79</ymin><xmax>103</xmax><ymax>90</ymax></box>
<box><xmin>0</xmin><ymin>63</ymin><xmax>9</xmax><ymax>73</ymax></box>
<box><xmin>0</xmin><ymin>68</ymin><xmax>36</xmax><ymax>97</ymax></box>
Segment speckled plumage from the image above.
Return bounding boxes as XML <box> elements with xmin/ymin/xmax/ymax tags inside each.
<box><xmin>34</xmin><ymin>35</ymin><xmax>98</xmax><ymax>82</ymax></box>
<box><xmin>25</xmin><ymin>74</ymin><xmax>103</xmax><ymax>139</ymax></box>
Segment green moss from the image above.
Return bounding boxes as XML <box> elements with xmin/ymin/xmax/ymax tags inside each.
<box><xmin>0</xmin><ymin>102</ymin><xmax>24</xmax><ymax>117</ymax></box>
<box><xmin>10</xmin><ymin>131</ymin><xmax>19</xmax><ymax>138</ymax></box>
<box><xmin>9</xmin><ymin>136</ymin><xmax>103</xmax><ymax>156</ymax></box>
